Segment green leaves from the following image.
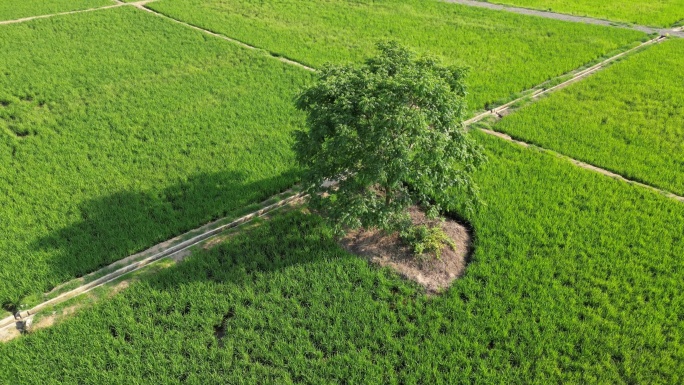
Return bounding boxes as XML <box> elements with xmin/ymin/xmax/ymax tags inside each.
<box><xmin>294</xmin><ymin>42</ymin><xmax>485</xmax><ymax>233</ymax></box>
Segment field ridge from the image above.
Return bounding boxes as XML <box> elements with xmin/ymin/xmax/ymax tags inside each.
<box><xmin>133</xmin><ymin>2</ymin><xmax>316</xmax><ymax>71</ymax></box>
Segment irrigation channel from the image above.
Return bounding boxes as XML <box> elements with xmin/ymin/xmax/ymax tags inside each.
<box><xmin>1</xmin><ymin>0</ymin><xmax>683</xmax><ymax>340</ymax></box>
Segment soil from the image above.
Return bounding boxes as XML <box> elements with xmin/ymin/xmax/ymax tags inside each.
<box><xmin>340</xmin><ymin>206</ymin><xmax>472</xmax><ymax>294</ymax></box>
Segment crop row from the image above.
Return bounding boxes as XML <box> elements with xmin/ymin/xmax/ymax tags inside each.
<box><xmin>1</xmin><ymin>132</ymin><xmax>682</xmax><ymax>383</ymax></box>
<box><xmin>491</xmin><ymin>39</ymin><xmax>684</xmax><ymax>196</ymax></box>
<box><xmin>147</xmin><ymin>0</ymin><xmax>646</xmax><ymax>110</ymax></box>
<box><xmin>0</xmin><ymin>7</ymin><xmax>312</xmax><ymax>306</ymax></box>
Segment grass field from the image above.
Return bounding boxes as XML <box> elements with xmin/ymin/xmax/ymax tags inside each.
<box><xmin>480</xmin><ymin>0</ymin><xmax>684</xmax><ymax>28</ymax></box>
<box><xmin>491</xmin><ymin>39</ymin><xmax>684</xmax><ymax>196</ymax></box>
<box><xmin>0</xmin><ymin>0</ymin><xmax>113</xmax><ymax>22</ymax></box>
<box><xmin>146</xmin><ymin>0</ymin><xmax>646</xmax><ymax>110</ymax></box>
<box><xmin>1</xmin><ymin>133</ymin><xmax>682</xmax><ymax>384</ymax></box>
<box><xmin>0</xmin><ymin>7</ymin><xmax>312</xmax><ymax>307</ymax></box>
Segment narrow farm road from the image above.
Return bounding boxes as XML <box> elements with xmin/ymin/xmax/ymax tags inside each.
<box><xmin>444</xmin><ymin>0</ymin><xmax>684</xmax><ymax>38</ymax></box>
<box><xmin>479</xmin><ymin>129</ymin><xmax>684</xmax><ymax>203</ymax></box>
<box><xmin>132</xmin><ymin>2</ymin><xmax>316</xmax><ymax>71</ymax></box>
<box><xmin>0</xmin><ymin>2</ymin><xmax>123</xmax><ymax>25</ymax></box>
<box><xmin>0</xmin><ymin>191</ymin><xmax>306</xmax><ymax>340</ymax></box>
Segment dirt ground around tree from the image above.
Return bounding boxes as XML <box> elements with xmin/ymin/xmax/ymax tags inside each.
<box><xmin>341</xmin><ymin>207</ymin><xmax>472</xmax><ymax>294</ymax></box>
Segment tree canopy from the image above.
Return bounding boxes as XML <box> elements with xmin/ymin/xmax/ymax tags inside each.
<box><xmin>294</xmin><ymin>41</ymin><xmax>485</xmax><ymax>233</ymax></box>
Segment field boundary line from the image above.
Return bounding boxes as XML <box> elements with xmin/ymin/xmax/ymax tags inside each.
<box><xmin>444</xmin><ymin>0</ymin><xmax>684</xmax><ymax>38</ymax></box>
<box><xmin>132</xmin><ymin>3</ymin><xmax>315</xmax><ymax>72</ymax></box>
<box><xmin>0</xmin><ymin>2</ymin><xmax>124</xmax><ymax>26</ymax></box>
<box><xmin>462</xmin><ymin>35</ymin><xmax>684</xmax><ymax>203</ymax></box>
<box><xmin>464</xmin><ymin>35</ymin><xmax>666</xmax><ymax>125</ymax></box>
<box><xmin>0</xmin><ymin>190</ymin><xmax>306</xmax><ymax>332</ymax></box>
<box><xmin>480</xmin><ymin>129</ymin><xmax>684</xmax><ymax>203</ymax></box>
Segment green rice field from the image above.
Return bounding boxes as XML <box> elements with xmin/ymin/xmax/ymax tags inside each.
<box><xmin>0</xmin><ymin>0</ymin><xmax>113</xmax><ymax>22</ymax></box>
<box><xmin>1</xmin><ymin>133</ymin><xmax>682</xmax><ymax>383</ymax></box>
<box><xmin>0</xmin><ymin>1</ymin><xmax>647</xmax><ymax>306</ymax></box>
<box><xmin>147</xmin><ymin>0</ymin><xmax>646</xmax><ymax>109</ymax></box>
<box><xmin>480</xmin><ymin>0</ymin><xmax>684</xmax><ymax>28</ymax></box>
<box><xmin>491</xmin><ymin>39</ymin><xmax>684</xmax><ymax>195</ymax></box>
<box><xmin>0</xmin><ymin>6</ymin><xmax>311</xmax><ymax>306</ymax></box>
<box><xmin>1</xmin><ymin>0</ymin><xmax>683</xmax><ymax>382</ymax></box>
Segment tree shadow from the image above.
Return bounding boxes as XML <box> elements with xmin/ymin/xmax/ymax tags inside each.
<box><xmin>141</xmin><ymin>209</ymin><xmax>350</xmax><ymax>293</ymax></box>
<box><xmin>29</xmin><ymin>169</ymin><xmax>299</xmax><ymax>301</ymax></box>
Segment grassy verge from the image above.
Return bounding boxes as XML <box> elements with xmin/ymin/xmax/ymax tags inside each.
<box><xmin>0</xmin><ymin>0</ymin><xmax>113</xmax><ymax>21</ymax></box>
<box><xmin>490</xmin><ymin>39</ymin><xmax>684</xmax><ymax>196</ymax></box>
<box><xmin>146</xmin><ymin>0</ymin><xmax>646</xmax><ymax>110</ymax></box>
<box><xmin>0</xmin><ymin>6</ymin><xmax>312</xmax><ymax>307</ymax></box>
<box><xmin>479</xmin><ymin>0</ymin><xmax>684</xmax><ymax>28</ymax></box>
<box><xmin>1</xmin><ymin>133</ymin><xmax>682</xmax><ymax>383</ymax></box>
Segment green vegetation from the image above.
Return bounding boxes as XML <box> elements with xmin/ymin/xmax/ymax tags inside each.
<box><xmin>0</xmin><ymin>0</ymin><xmax>113</xmax><ymax>21</ymax></box>
<box><xmin>0</xmin><ymin>7</ymin><xmax>312</xmax><ymax>307</ymax></box>
<box><xmin>294</xmin><ymin>41</ymin><xmax>484</xmax><ymax>235</ymax></box>
<box><xmin>492</xmin><ymin>39</ymin><xmax>684</xmax><ymax>196</ymax></box>
<box><xmin>147</xmin><ymin>0</ymin><xmax>646</xmax><ymax>109</ymax></box>
<box><xmin>401</xmin><ymin>222</ymin><xmax>456</xmax><ymax>259</ymax></box>
<box><xmin>481</xmin><ymin>0</ymin><xmax>684</xmax><ymax>27</ymax></box>
<box><xmin>1</xmin><ymin>133</ymin><xmax>682</xmax><ymax>383</ymax></box>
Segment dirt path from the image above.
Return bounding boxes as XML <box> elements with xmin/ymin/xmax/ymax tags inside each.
<box><xmin>461</xmin><ymin>35</ymin><xmax>684</xmax><ymax>203</ymax></box>
<box><xmin>479</xmin><ymin>129</ymin><xmax>684</xmax><ymax>203</ymax></box>
<box><xmin>0</xmin><ymin>2</ymin><xmax>124</xmax><ymax>25</ymax></box>
<box><xmin>463</xmin><ymin>36</ymin><xmax>667</xmax><ymax>126</ymax></box>
<box><xmin>133</xmin><ymin>3</ymin><xmax>315</xmax><ymax>71</ymax></box>
<box><xmin>0</xmin><ymin>191</ymin><xmax>305</xmax><ymax>338</ymax></box>
<box><xmin>444</xmin><ymin>0</ymin><xmax>684</xmax><ymax>38</ymax></box>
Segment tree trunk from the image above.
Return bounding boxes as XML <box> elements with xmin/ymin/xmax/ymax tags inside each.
<box><xmin>385</xmin><ymin>186</ymin><xmax>392</xmax><ymax>206</ymax></box>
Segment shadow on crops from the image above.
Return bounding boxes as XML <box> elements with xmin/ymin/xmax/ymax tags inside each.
<box><xmin>142</xmin><ymin>209</ymin><xmax>348</xmax><ymax>293</ymax></box>
<box><xmin>31</xmin><ymin>169</ymin><xmax>299</xmax><ymax>295</ymax></box>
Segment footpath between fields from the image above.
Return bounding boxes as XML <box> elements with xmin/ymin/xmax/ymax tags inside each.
<box><xmin>0</xmin><ymin>190</ymin><xmax>306</xmax><ymax>341</ymax></box>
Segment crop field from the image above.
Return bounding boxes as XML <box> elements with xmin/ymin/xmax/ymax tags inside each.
<box><xmin>1</xmin><ymin>133</ymin><xmax>682</xmax><ymax>383</ymax></box>
<box><xmin>146</xmin><ymin>0</ymin><xmax>646</xmax><ymax>110</ymax></box>
<box><xmin>0</xmin><ymin>0</ymin><xmax>113</xmax><ymax>22</ymax></box>
<box><xmin>479</xmin><ymin>0</ymin><xmax>684</xmax><ymax>28</ymax></box>
<box><xmin>0</xmin><ymin>6</ymin><xmax>312</xmax><ymax>307</ymax></box>
<box><xmin>491</xmin><ymin>39</ymin><xmax>684</xmax><ymax>196</ymax></box>
<box><xmin>1</xmin><ymin>0</ymin><xmax>683</xmax><ymax>382</ymax></box>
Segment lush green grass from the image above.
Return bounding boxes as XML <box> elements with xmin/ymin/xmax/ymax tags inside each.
<box><xmin>0</xmin><ymin>7</ymin><xmax>312</xmax><ymax>307</ymax></box>
<box><xmin>491</xmin><ymin>39</ymin><xmax>684</xmax><ymax>196</ymax></box>
<box><xmin>147</xmin><ymin>0</ymin><xmax>646</xmax><ymax>110</ymax></box>
<box><xmin>480</xmin><ymin>0</ymin><xmax>684</xmax><ymax>27</ymax></box>
<box><xmin>1</xmin><ymin>133</ymin><xmax>682</xmax><ymax>384</ymax></box>
<box><xmin>0</xmin><ymin>0</ymin><xmax>113</xmax><ymax>21</ymax></box>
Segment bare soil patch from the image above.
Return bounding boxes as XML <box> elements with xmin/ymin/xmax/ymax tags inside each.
<box><xmin>341</xmin><ymin>207</ymin><xmax>472</xmax><ymax>294</ymax></box>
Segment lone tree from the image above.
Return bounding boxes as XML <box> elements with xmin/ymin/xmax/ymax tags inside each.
<box><xmin>294</xmin><ymin>41</ymin><xmax>484</xmax><ymax>245</ymax></box>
